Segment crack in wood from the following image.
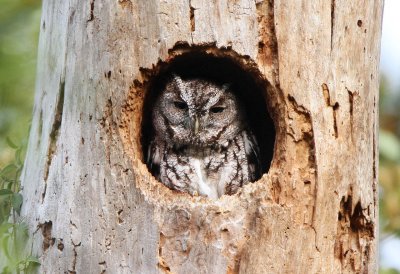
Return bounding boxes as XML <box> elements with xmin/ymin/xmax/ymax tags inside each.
<box><xmin>347</xmin><ymin>88</ymin><xmax>354</xmax><ymax>117</ymax></box>
<box><xmin>88</xmin><ymin>0</ymin><xmax>95</xmax><ymax>22</ymax></box>
<box><xmin>100</xmin><ymin>98</ymin><xmax>114</xmax><ymax>165</ymax></box>
<box><xmin>37</xmin><ymin>109</ymin><xmax>43</xmax><ymax>148</ymax></box>
<box><xmin>68</xmin><ymin>244</ymin><xmax>78</xmax><ymax>274</ymax></box>
<box><xmin>117</xmin><ymin>209</ymin><xmax>124</xmax><ymax>224</ymax></box>
<box><xmin>255</xmin><ymin>0</ymin><xmax>279</xmax><ymax>84</ymax></box>
<box><xmin>310</xmin><ymin>226</ymin><xmax>321</xmax><ymax>252</ymax></box>
<box><xmin>270</xmin><ymin>176</ymin><xmax>281</xmax><ymax>203</ymax></box>
<box><xmin>330</xmin><ymin>0</ymin><xmax>335</xmax><ymax>51</ymax></box>
<box><xmin>332</xmin><ymin>102</ymin><xmax>339</xmax><ymax>138</ymax></box>
<box><xmin>321</xmin><ymin>83</ymin><xmax>331</xmax><ymax>106</ymax></box>
<box><xmin>287</xmin><ymin>95</ymin><xmax>315</xmax><ymax>141</ymax></box>
<box><xmin>69</xmin><ymin>222</ymin><xmax>81</xmax><ymax>274</ymax></box>
<box><xmin>188</xmin><ymin>0</ymin><xmax>195</xmax><ymax>44</ymax></box>
<box><xmin>189</xmin><ymin>0</ymin><xmax>195</xmax><ymax>32</ymax></box>
<box><xmin>99</xmin><ymin>261</ymin><xmax>107</xmax><ymax>274</ymax></box>
<box><xmin>158</xmin><ymin>252</ymin><xmax>172</xmax><ymax>274</ymax></box>
<box><xmin>321</xmin><ymin>83</ymin><xmax>339</xmax><ymax>138</ymax></box>
<box><xmin>69</xmin><ymin>9</ymin><xmax>76</xmax><ymax>25</ymax></box>
<box><xmin>372</xmin><ymin>96</ymin><xmax>377</xmax><ymax>209</ymax></box>
<box><xmin>286</xmin><ymin>94</ymin><xmax>319</xmax><ymax>235</ymax></box>
<box><xmin>43</xmin><ymin>79</ymin><xmax>65</xmax><ymax>202</ymax></box>
<box><xmin>346</xmin><ymin>87</ymin><xmax>357</xmax><ymax>142</ymax></box>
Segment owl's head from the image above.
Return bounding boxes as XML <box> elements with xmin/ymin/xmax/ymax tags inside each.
<box><xmin>152</xmin><ymin>75</ymin><xmax>244</xmax><ymax>148</ymax></box>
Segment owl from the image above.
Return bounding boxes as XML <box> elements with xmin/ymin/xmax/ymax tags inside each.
<box><xmin>147</xmin><ymin>74</ymin><xmax>260</xmax><ymax>199</ymax></box>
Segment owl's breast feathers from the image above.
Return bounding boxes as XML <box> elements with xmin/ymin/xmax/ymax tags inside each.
<box><xmin>147</xmin><ymin>129</ymin><xmax>261</xmax><ymax>198</ymax></box>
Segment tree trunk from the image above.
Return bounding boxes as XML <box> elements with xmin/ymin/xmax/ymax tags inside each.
<box><xmin>21</xmin><ymin>0</ymin><xmax>383</xmax><ymax>273</ymax></box>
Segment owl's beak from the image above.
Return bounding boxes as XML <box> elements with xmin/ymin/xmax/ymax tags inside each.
<box><xmin>194</xmin><ymin>115</ymin><xmax>200</xmax><ymax>135</ymax></box>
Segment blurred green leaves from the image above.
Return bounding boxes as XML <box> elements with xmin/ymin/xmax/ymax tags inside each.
<box><xmin>380</xmin><ymin>268</ymin><xmax>400</xmax><ymax>274</ymax></box>
<box><xmin>379</xmin><ymin>76</ymin><xmax>400</xmax><ymax>239</ymax></box>
<box><xmin>0</xmin><ymin>0</ymin><xmax>41</xmax><ymax>165</ymax></box>
<box><xmin>0</xmin><ymin>221</ymin><xmax>40</xmax><ymax>274</ymax></box>
<box><xmin>380</xmin><ymin>130</ymin><xmax>400</xmax><ymax>162</ymax></box>
<box><xmin>0</xmin><ymin>140</ymin><xmax>39</xmax><ymax>273</ymax></box>
<box><xmin>380</xmin><ymin>127</ymin><xmax>400</xmax><ymax>238</ymax></box>
<box><xmin>0</xmin><ymin>0</ymin><xmax>41</xmax><ymax>272</ymax></box>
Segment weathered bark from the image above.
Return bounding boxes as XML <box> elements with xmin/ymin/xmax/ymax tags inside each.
<box><xmin>21</xmin><ymin>0</ymin><xmax>383</xmax><ymax>273</ymax></box>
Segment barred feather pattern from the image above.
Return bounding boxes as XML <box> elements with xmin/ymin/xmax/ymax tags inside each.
<box><xmin>148</xmin><ymin>130</ymin><xmax>259</xmax><ymax>199</ymax></box>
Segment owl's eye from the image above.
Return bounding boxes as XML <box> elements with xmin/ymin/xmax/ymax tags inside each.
<box><xmin>173</xmin><ymin>101</ymin><xmax>188</xmax><ymax>110</ymax></box>
<box><xmin>210</xmin><ymin>106</ymin><xmax>225</xmax><ymax>113</ymax></box>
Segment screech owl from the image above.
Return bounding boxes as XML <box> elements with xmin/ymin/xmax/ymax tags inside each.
<box><xmin>147</xmin><ymin>74</ymin><xmax>260</xmax><ymax>199</ymax></box>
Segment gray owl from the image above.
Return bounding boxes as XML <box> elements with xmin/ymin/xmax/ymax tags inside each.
<box><xmin>147</xmin><ymin>75</ymin><xmax>260</xmax><ymax>199</ymax></box>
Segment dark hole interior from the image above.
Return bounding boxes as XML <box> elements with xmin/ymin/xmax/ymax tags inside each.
<box><xmin>141</xmin><ymin>51</ymin><xmax>276</xmax><ymax>185</ymax></box>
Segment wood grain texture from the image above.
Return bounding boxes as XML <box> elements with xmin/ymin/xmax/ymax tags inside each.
<box><xmin>20</xmin><ymin>0</ymin><xmax>383</xmax><ymax>273</ymax></box>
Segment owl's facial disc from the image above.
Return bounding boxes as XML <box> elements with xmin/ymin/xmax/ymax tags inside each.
<box><xmin>153</xmin><ymin>76</ymin><xmax>244</xmax><ymax>148</ymax></box>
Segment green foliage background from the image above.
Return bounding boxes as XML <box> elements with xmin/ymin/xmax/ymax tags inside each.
<box><xmin>379</xmin><ymin>76</ymin><xmax>400</xmax><ymax>273</ymax></box>
<box><xmin>0</xmin><ymin>0</ymin><xmax>41</xmax><ymax>272</ymax></box>
<box><xmin>0</xmin><ymin>0</ymin><xmax>41</xmax><ymax>165</ymax></box>
<box><xmin>0</xmin><ymin>0</ymin><xmax>399</xmax><ymax>273</ymax></box>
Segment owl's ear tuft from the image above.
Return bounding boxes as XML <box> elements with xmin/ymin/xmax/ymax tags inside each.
<box><xmin>222</xmin><ymin>83</ymin><xmax>231</xmax><ymax>91</ymax></box>
<box><xmin>172</xmin><ymin>74</ymin><xmax>185</xmax><ymax>92</ymax></box>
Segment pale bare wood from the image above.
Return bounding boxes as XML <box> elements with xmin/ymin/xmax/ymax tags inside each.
<box><xmin>20</xmin><ymin>0</ymin><xmax>383</xmax><ymax>273</ymax></box>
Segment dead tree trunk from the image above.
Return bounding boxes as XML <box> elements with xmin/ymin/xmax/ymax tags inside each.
<box><xmin>21</xmin><ymin>1</ymin><xmax>383</xmax><ymax>273</ymax></box>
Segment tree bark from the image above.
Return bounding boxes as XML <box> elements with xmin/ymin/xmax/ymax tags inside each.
<box><xmin>21</xmin><ymin>0</ymin><xmax>383</xmax><ymax>273</ymax></box>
